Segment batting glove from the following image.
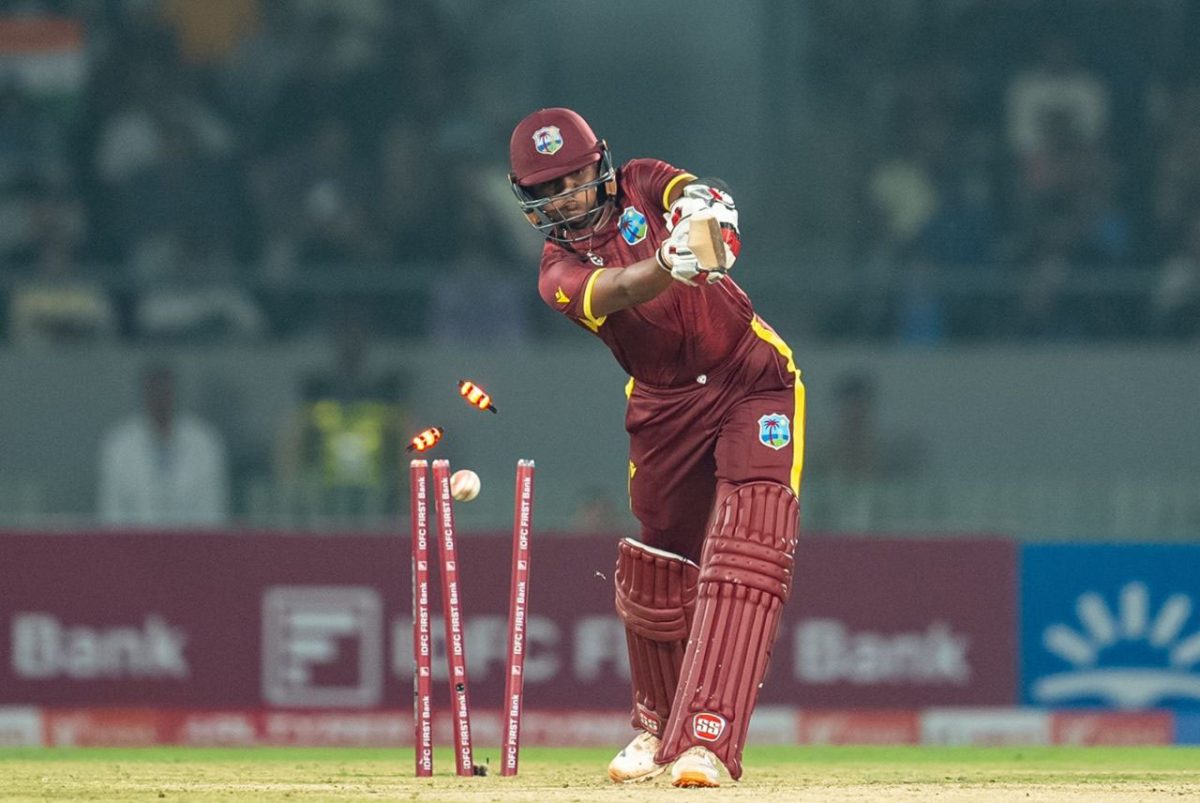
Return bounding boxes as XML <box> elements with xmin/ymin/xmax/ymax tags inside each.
<box><xmin>665</xmin><ymin>183</ymin><xmax>741</xmax><ymax>268</ymax></box>
<box><xmin>656</xmin><ymin>219</ymin><xmax>727</xmax><ymax>286</ymax></box>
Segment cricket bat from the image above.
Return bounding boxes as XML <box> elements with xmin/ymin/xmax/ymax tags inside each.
<box><xmin>687</xmin><ymin>211</ymin><xmax>728</xmax><ymax>270</ymax></box>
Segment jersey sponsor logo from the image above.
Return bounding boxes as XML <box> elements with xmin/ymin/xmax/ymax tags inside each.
<box><xmin>758</xmin><ymin>413</ymin><xmax>791</xmax><ymax>450</ymax></box>
<box><xmin>532</xmin><ymin>125</ymin><xmax>563</xmax><ymax>155</ymax></box>
<box><xmin>618</xmin><ymin>206</ymin><xmax>648</xmax><ymax>245</ymax></box>
<box><xmin>555</xmin><ymin>287</ymin><xmax>570</xmax><ymax>304</ymax></box>
<box><xmin>692</xmin><ymin>712</ymin><xmax>726</xmax><ymax>742</ymax></box>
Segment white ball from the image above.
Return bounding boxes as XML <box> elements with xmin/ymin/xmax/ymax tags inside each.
<box><xmin>450</xmin><ymin>469</ymin><xmax>481</xmax><ymax>502</ymax></box>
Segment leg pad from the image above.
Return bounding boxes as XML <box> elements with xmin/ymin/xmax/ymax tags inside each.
<box><xmin>656</xmin><ymin>482</ymin><xmax>799</xmax><ymax>779</ymax></box>
<box><xmin>614</xmin><ymin>538</ymin><xmax>699</xmax><ymax>736</ymax></box>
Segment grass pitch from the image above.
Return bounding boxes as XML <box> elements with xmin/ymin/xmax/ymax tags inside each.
<box><xmin>1</xmin><ymin>745</ymin><xmax>1198</xmax><ymax>801</ymax></box>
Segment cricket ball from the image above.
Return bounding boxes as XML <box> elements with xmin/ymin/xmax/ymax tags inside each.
<box><xmin>450</xmin><ymin>469</ymin><xmax>481</xmax><ymax>502</ymax></box>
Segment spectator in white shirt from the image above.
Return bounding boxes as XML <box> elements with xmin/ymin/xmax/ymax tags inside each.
<box><xmin>98</xmin><ymin>364</ymin><xmax>230</xmax><ymax>527</ymax></box>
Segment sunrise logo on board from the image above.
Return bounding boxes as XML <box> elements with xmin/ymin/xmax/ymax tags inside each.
<box><xmin>1033</xmin><ymin>581</ymin><xmax>1200</xmax><ymax>708</ymax></box>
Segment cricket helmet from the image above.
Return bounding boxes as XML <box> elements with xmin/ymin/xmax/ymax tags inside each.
<box><xmin>508</xmin><ymin>107</ymin><xmax>617</xmax><ymax>243</ymax></box>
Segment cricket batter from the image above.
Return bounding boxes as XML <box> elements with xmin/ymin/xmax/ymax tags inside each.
<box><xmin>509</xmin><ymin>108</ymin><xmax>804</xmax><ymax>787</ymax></box>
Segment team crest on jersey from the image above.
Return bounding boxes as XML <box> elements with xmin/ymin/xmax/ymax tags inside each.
<box><xmin>758</xmin><ymin>413</ymin><xmax>791</xmax><ymax>450</ymax></box>
<box><xmin>618</xmin><ymin>206</ymin><xmax>648</xmax><ymax>245</ymax></box>
<box><xmin>532</xmin><ymin>125</ymin><xmax>563</xmax><ymax>155</ymax></box>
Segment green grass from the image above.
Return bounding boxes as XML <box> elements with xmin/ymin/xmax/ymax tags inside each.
<box><xmin>1</xmin><ymin>746</ymin><xmax>1197</xmax><ymax>801</ymax></box>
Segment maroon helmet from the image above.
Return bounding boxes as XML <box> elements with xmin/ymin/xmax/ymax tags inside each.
<box><xmin>508</xmin><ymin>107</ymin><xmax>617</xmax><ymax>243</ymax></box>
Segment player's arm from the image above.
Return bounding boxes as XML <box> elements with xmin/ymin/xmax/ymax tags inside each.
<box><xmin>586</xmin><ymin>256</ymin><xmax>675</xmax><ymax>318</ymax></box>
<box><xmin>587</xmin><ymin>170</ymin><xmax>741</xmax><ymax>316</ymax></box>
<box><xmin>574</xmin><ymin>163</ymin><xmax>747</xmax><ymax>317</ymax></box>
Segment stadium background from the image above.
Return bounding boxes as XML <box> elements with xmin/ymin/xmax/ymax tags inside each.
<box><xmin>0</xmin><ymin>0</ymin><xmax>1197</xmax><ymax>750</ymax></box>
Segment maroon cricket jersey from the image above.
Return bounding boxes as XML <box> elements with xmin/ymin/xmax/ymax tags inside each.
<box><xmin>537</xmin><ymin>159</ymin><xmax>756</xmax><ymax>387</ymax></box>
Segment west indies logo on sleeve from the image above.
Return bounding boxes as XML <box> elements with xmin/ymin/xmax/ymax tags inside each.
<box><xmin>758</xmin><ymin>413</ymin><xmax>791</xmax><ymax>450</ymax></box>
<box><xmin>532</xmin><ymin>125</ymin><xmax>563</xmax><ymax>155</ymax></box>
<box><xmin>618</xmin><ymin>206</ymin><xmax>648</xmax><ymax>245</ymax></box>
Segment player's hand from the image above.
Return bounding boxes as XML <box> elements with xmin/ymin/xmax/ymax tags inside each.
<box><xmin>656</xmin><ymin>220</ymin><xmax>727</xmax><ymax>286</ymax></box>
<box><xmin>666</xmin><ymin>184</ymin><xmax>737</xmax><ymax>229</ymax></box>
<box><xmin>664</xmin><ymin>184</ymin><xmax>741</xmax><ymax>268</ymax></box>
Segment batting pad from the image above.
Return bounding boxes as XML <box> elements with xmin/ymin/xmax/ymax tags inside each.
<box><xmin>614</xmin><ymin>538</ymin><xmax>699</xmax><ymax>737</ymax></box>
<box><xmin>656</xmin><ymin>482</ymin><xmax>799</xmax><ymax>779</ymax></box>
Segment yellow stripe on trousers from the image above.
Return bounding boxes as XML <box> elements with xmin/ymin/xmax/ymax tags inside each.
<box><xmin>750</xmin><ymin>316</ymin><xmax>805</xmax><ymax>495</ymax></box>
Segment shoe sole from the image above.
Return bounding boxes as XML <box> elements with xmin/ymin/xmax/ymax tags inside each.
<box><xmin>608</xmin><ymin>764</ymin><xmax>668</xmax><ymax>784</ymax></box>
<box><xmin>672</xmin><ymin>770</ymin><xmax>720</xmax><ymax>788</ymax></box>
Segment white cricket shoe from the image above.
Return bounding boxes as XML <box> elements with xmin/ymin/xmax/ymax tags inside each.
<box><xmin>607</xmin><ymin>731</ymin><xmax>667</xmax><ymax>783</ymax></box>
<box><xmin>670</xmin><ymin>745</ymin><xmax>722</xmax><ymax>788</ymax></box>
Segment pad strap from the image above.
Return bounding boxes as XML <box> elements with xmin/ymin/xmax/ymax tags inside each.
<box><xmin>614</xmin><ymin>538</ymin><xmax>699</xmax><ymax>737</ymax></box>
<box><xmin>655</xmin><ymin>482</ymin><xmax>799</xmax><ymax>779</ymax></box>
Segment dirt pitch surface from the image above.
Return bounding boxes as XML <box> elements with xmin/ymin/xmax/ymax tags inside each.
<box><xmin>2</xmin><ymin>746</ymin><xmax>1198</xmax><ymax>802</ymax></box>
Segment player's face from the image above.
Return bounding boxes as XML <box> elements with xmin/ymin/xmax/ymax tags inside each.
<box><xmin>530</xmin><ymin>163</ymin><xmax>601</xmax><ymax>228</ymax></box>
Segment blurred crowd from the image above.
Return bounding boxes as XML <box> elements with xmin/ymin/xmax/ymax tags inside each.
<box><xmin>0</xmin><ymin>0</ymin><xmax>1197</xmax><ymax>346</ymax></box>
<box><xmin>0</xmin><ymin>0</ymin><xmax>1194</xmax><ymax>531</ymax></box>
<box><xmin>0</xmin><ymin>0</ymin><xmax>538</xmax><ymax>346</ymax></box>
<box><xmin>812</xmin><ymin>0</ymin><xmax>1200</xmax><ymax>342</ymax></box>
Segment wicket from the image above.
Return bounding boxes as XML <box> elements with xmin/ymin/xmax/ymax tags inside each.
<box><xmin>409</xmin><ymin>458</ymin><xmax>536</xmax><ymax>777</ymax></box>
<box><xmin>502</xmin><ymin>459</ymin><xmax>535</xmax><ymax>776</ymax></box>
<box><xmin>409</xmin><ymin>461</ymin><xmax>434</xmax><ymax>776</ymax></box>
